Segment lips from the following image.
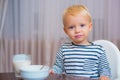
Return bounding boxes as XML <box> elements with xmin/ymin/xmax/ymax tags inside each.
<box><xmin>75</xmin><ymin>35</ymin><xmax>83</xmax><ymax>39</ymax></box>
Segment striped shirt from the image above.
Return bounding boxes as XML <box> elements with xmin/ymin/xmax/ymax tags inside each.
<box><xmin>52</xmin><ymin>42</ymin><xmax>111</xmax><ymax>79</ymax></box>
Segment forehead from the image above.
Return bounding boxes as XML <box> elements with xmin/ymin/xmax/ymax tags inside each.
<box><xmin>63</xmin><ymin>13</ymin><xmax>90</xmax><ymax>25</ymax></box>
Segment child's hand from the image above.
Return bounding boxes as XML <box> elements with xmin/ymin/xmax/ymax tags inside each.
<box><xmin>49</xmin><ymin>70</ymin><xmax>54</xmax><ymax>75</ymax></box>
<box><xmin>99</xmin><ymin>76</ymin><xmax>110</xmax><ymax>80</ymax></box>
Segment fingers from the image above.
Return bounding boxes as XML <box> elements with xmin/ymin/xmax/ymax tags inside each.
<box><xmin>49</xmin><ymin>70</ymin><xmax>54</xmax><ymax>75</ymax></box>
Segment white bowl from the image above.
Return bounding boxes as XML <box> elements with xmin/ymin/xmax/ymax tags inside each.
<box><xmin>20</xmin><ymin>65</ymin><xmax>49</xmax><ymax>80</ymax></box>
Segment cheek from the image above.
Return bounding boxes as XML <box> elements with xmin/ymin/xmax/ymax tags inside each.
<box><xmin>65</xmin><ymin>29</ymin><xmax>72</xmax><ymax>34</ymax></box>
<box><xmin>66</xmin><ymin>31</ymin><xmax>74</xmax><ymax>37</ymax></box>
<box><xmin>85</xmin><ymin>27</ymin><xmax>91</xmax><ymax>32</ymax></box>
<box><xmin>83</xmin><ymin>29</ymin><xmax>90</xmax><ymax>35</ymax></box>
<box><xmin>67</xmin><ymin>32</ymin><xmax>73</xmax><ymax>36</ymax></box>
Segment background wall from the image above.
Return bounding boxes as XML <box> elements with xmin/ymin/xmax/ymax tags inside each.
<box><xmin>0</xmin><ymin>0</ymin><xmax>120</xmax><ymax>72</ymax></box>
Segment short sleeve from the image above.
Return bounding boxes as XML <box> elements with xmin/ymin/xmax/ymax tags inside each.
<box><xmin>52</xmin><ymin>46</ymin><xmax>64</xmax><ymax>74</ymax></box>
<box><xmin>98</xmin><ymin>47</ymin><xmax>111</xmax><ymax>78</ymax></box>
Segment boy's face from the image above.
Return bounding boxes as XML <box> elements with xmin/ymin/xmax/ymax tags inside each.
<box><xmin>64</xmin><ymin>13</ymin><xmax>92</xmax><ymax>45</ymax></box>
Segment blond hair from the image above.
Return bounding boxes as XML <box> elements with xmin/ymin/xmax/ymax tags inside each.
<box><xmin>63</xmin><ymin>5</ymin><xmax>92</xmax><ymax>25</ymax></box>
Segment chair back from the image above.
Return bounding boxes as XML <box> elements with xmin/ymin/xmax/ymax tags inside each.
<box><xmin>93</xmin><ymin>40</ymin><xmax>120</xmax><ymax>80</ymax></box>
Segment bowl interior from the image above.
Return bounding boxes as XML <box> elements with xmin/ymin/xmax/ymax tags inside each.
<box><xmin>20</xmin><ymin>65</ymin><xmax>49</xmax><ymax>80</ymax></box>
<box><xmin>20</xmin><ymin>65</ymin><xmax>49</xmax><ymax>72</ymax></box>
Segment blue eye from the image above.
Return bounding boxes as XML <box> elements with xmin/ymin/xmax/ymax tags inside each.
<box><xmin>80</xmin><ymin>24</ymin><xmax>85</xmax><ymax>27</ymax></box>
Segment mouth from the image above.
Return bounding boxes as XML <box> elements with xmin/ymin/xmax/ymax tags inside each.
<box><xmin>74</xmin><ymin>35</ymin><xmax>83</xmax><ymax>39</ymax></box>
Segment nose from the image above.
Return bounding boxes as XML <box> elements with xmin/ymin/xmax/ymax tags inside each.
<box><xmin>75</xmin><ymin>26</ymin><xmax>81</xmax><ymax>33</ymax></box>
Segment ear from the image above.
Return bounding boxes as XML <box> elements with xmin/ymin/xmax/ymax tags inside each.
<box><xmin>64</xmin><ymin>27</ymin><xmax>67</xmax><ymax>34</ymax></box>
<box><xmin>89</xmin><ymin>23</ymin><xmax>92</xmax><ymax>31</ymax></box>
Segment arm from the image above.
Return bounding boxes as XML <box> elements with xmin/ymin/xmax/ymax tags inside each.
<box><xmin>99</xmin><ymin>76</ymin><xmax>110</xmax><ymax>80</ymax></box>
<box><xmin>99</xmin><ymin>48</ymin><xmax>111</xmax><ymax>80</ymax></box>
<box><xmin>51</xmin><ymin>46</ymin><xmax>64</xmax><ymax>74</ymax></box>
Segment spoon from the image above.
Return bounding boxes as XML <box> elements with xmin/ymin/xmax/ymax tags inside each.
<box><xmin>40</xmin><ymin>65</ymin><xmax>44</xmax><ymax>70</ymax></box>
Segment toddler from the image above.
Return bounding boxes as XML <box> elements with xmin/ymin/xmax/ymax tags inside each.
<box><xmin>50</xmin><ymin>4</ymin><xmax>111</xmax><ymax>80</ymax></box>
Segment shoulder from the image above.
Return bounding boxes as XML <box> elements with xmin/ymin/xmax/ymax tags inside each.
<box><xmin>59</xmin><ymin>42</ymin><xmax>73</xmax><ymax>48</ymax></box>
<box><xmin>92</xmin><ymin>42</ymin><xmax>103</xmax><ymax>48</ymax></box>
<box><xmin>91</xmin><ymin>42</ymin><xmax>105</xmax><ymax>53</ymax></box>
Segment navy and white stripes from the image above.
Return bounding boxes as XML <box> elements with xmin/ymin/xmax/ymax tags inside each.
<box><xmin>52</xmin><ymin>42</ymin><xmax>111</xmax><ymax>79</ymax></box>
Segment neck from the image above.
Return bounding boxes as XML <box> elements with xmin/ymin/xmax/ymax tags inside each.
<box><xmin>73</xmin><ymin>41</ymin><xmax>91</xmax><ymax>45</ymax></box>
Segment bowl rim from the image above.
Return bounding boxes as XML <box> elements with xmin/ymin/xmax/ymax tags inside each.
<box><xmin>20</xmin><ymin>65</ymin><xmax>49</xmax><ymax>72</ymax></box>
